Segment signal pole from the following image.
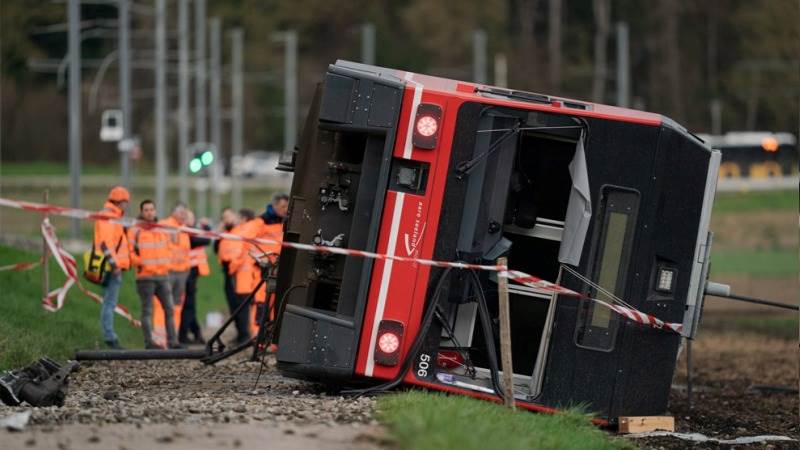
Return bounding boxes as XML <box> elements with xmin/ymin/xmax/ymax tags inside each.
<box><xmin>494</xmin><ymin>53</ymin><xmax>508</xmax><ymax>88</ymax></box>
<box><xmin>119</xmin><ymin>0</ymin><xmax>132</xmax><ymax>188</ymax></box>
<box><xmin>361</xmin><ymin>23</ymin><xmax>375</xmax><ymax>65</ymax></box>
<box><xmin>472</xmin><ymin>29</ymin><xmax>487</xmax><ymax>84</ymax></box>
<box><xmin>615</xmin><ymin>22</ymin><xmax>630</xmax><ymax>108</ymax></box>
<box><xmin>284</xmin><ymin>30</ymin><xmax>298</xmax><ymax>154</ymax></box>
<box><xmin>177</xmin><ymin>0</ymin><xmax>190</xmax><ymax>203</ymax></box>
<box><xmin>154</xmin><ymin>0</ymin><xmax>167</xmax><ymax>215</ymax></box>
<box><xmin>194</xmin><ymin>0</ymin><xmax>207</xmax><ymax>218</ymax></box>
<box><xmin>68</xmin><ymin>0</ymin><xmax>81</xmax><ymax>239</ymax></box>
<box><xmin>209</xmin><ymin>16</ymin><xmax>222</xmax><ymax>217</ymax></box>
<box><xmin>230</xmin><ymin>28</ymin><xmax>244</xmax><ymax>211</ymax></box>
<box><xmin>194</xmin><ymin>0</ymin><xmax>207</xmax><ymax>144</ymax></box>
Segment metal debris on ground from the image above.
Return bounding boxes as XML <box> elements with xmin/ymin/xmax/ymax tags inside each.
<box><xmin>0</xmin><ymin>357</ymin><xmax>79</xmax><ymax>407</ymax></box>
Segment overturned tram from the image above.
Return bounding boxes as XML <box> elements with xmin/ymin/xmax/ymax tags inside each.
<box><xmin>272</xmin><ymin>60</ymin><xmax>720</xmax><ymax>419</ymax></box>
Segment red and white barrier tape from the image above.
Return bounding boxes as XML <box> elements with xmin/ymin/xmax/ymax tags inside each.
<box><xmin>0</xmin><ymin>259</ymin><xmax>41</xmax><ymax>272</ymax></box>
<box><xmin>0</xmin><ymin>197</ymin><xmax>681</xmax><ymax>334</ymax></box>
<box><xmin>40</xmin><ymin>219</ymin><xmax>141</xmax><ymax>327</ymax></box>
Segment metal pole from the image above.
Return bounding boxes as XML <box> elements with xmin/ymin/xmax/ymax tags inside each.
<box><xmin>194</xmin><ymin>0</ymin><xmax>207</xmax><ymax>144</ymax></box>
<box><xmin>706</xmin><ymin>292</ymin><xmax>799</xmax><ymax>311</ymax></box>
<box><xmin>710</xmin><ymin>99</ymin><xmax>722</xmax><ymax>134</ymax></box>
<box><xmin>42</xmin><ymin>190</ymin><xmax>50</xmax><ymax>299</ymax></box>
<box><xmin>177</xmin><ymin>0</ymin><xmax>190</xmax><ymax>203</ymax></box>
<box><xmin>230</xmin><ymin>28</ymin><xmax>244</xmax><ymax>211</ymax></box>
<box><xmin>686</xmin><ymin>338</ymin><xmax>693</xmax><ymax>410</ymax></box>
<box><xmin>284</xmin><ymin>30</ymin><xmax>297</xmax><ymax>154</ymax></box>
<box><xmin>154</xmin><ymin>0</ymin><xmax>167</xmax><ymax>216</ymax></box>
<box><xmin>615</xmin><ymin>21</ymin><xmax>630</xmax><ymax>108</ymax></box>
<box><xmin>361</xmin><ymin>23</ymin><xmax>375</xmax><ymax>65</ymax></box>
<box><xmin>195</xmin><ymin>178</ymin><xmax>207</xmax><ymax>219</ymax></box>
<box><xmin>68</xmin><ymin>0</ymin><xmax>81</xmax><ymax>239</ymax></box>
<box><xmin>119</xmin><ymin>0</ymin><xmax>131</xmax><ymax>188</ymax></box>
<box><xmin>472</xmin><ymin>29</ymin><xmax>487</xmax><ymax>84</ymax></box>
<box><xmin>209</xmin><ymin>16</ymin><xmax>222</xmax><ymax>217</ymax></box>
<box><xmin>494</xmin><ymin>53</ymin><xmax>507</xmax><ymax>88</ymax></box>
<box><xmin>497</xmin><ymin>257</ymin><xmax>515</xmax><ymax>408</ymax></box>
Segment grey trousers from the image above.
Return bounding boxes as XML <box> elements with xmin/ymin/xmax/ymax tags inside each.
<box><xmin>169</xmin><ymin>270</ymin><xmax>190</xmax><ymax>307</ymax></box>
<box><xmin>136</xmin><ymin>278</ymin><xmax>178</xmax><ymax>346</ymax></box>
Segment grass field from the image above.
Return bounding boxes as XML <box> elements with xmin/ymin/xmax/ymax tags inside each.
<box><xmin>0</xmin><ymin>245</ymin><xmax>228</xmax><ymax>370</ymax></box>
<box><xmin>713</xmin><ymin>189</ymin><xmax>798</xmax><ymax>213</ymax></box>
<box><xmin>710</xmin><ymin>249</ymin><xmax>798</xmax><ymax>277</ymax></box>
<box><xmin>0</xmin><ymin>161</ymin><xmax>151</xmax><ymax>176</ymax></box>
<box><xmin>377</xmin><ymin>391</ymin><xmax>632</xmax><ymax>450</ymax></box>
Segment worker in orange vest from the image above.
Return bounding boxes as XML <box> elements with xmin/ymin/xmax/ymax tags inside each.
<box><xmin>179</xmin><ymin>210</ymin><xmax>211</xmax><ymax>344</ymax></box>
<box><xmin>214</xmin><ymin>207</ymin><xmax>241</xmax><ymax>323</ymax></box>
<box><xmin>160</xmin><ymin>203</ymin><xmax>191</xmax><ymax>310</ymax></box>
<box><xmin>253</xmin><ymin>194</ymin><xmax>287</xmax><ymax>329</ymax></box>
<box><xmin>229</xmin><ymin>194</ymin><xmax>287</xmax><ymax>339</ymax></box>
<box><xmin>94</xmin><ymin>186</ymin><xmax>131</xmax><ymax>349</ymax></box>
<box><xmin>128</xmin><ymin>199</ymin><xmax>181</xmax><ymax>349</ymax></box>
<box><xmin>224</xmin><ymin>208</ymin><xmax>256</xmax><ymax>344</ymax></box>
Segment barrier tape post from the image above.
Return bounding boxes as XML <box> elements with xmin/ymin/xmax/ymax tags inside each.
<box><xmin>497</xmin><ymin>256</ymin><xmax>515</xmax><ymax>409</ymax></box>
<box><xmin>42</xmin><ymin>190</ymin><xmax>50</xmax><ymax>302</ymax></box>
<box><xmin>0</xmin><ymin>196</ymin><xmax>684</xmax><ymax>336</ymax></box>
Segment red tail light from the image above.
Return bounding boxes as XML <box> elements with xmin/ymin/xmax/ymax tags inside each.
<box><xmin>374</xmin><ymin>320</ymin><xmax>404</xmax><ymax>366</ymax></box>
<box><xmin>412</xmin><ymin>103</ymin><xmax>442</xmax><ymax>149</ymax></box>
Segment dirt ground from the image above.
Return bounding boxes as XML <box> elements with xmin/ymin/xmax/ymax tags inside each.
<box><xmin>637</xmin><ymin>305</ymin><xmax>798</xmax><ymax>449</ymax></box>
<box><xmin>0</xmin><ymin>355</ymin><xmax>388</xmax><ymax>450</ymax></box>
<box><xmin>1</xmin><ymin>278</ymin><xmax>796</xmax><ymax>449</ymax></box>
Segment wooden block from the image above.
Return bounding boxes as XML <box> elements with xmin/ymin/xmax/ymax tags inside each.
<box><xmin>617</xmin><ymin>416</ymin><xmax>675</xmax><ymax>434</ymax></box>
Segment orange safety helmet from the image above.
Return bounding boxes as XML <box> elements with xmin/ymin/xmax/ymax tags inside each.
<box><xmin>108</xmin><ymin>186</ymin><xmax>131</xmax><ymax>203</ymax></box>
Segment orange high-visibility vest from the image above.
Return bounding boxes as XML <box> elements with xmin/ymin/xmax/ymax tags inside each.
<box><xmin>160</xmin><ymin>216</ymin><xmax>191</xmax><ymax>272</ymax></box>
<box><xmin>218</xmin><ymin>224</ymin><xmax>245</xmax><ymax>266</ymax></box>
<box><xmin>230</xmin><ymin>219</ymin><xmax>262</xmax><ymax>295</ymax></box>
<box><xmin>93</xmin><ymin>201</ymin><xmax>130</xmax><ymax>270</ymax></box>
<box><xmin>127</xmin><ymin>225</ymin><xmax>171</xmax><ymax>279</ymax></box>
<box><xmin>254</xmin><ymin>222</ymin><xmax>283</xmax><ymax>303</ymax></box>
<box><xmin>189</xmin><ymin>247</ymin><xmax>210</xmax><ymax>276</ymax></box>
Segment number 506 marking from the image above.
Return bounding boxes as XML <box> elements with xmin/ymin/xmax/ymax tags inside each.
<box><xmin>417</xmin><ymin>353</ymin><xmax>431</xmax><ymax>378</ymax></box>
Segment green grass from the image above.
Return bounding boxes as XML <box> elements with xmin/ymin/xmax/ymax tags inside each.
<box><xmin>713</xmin><ymin>189</ymin><xmax>798</xmax><ymax>213</ymax></box>
<box><xmin>377</xmin><ymin>391</ymin><xmax>632</xmax><ymax>450</ymax></box>
<box><xmin>0</xmin><ymin>161</ymin><xmax>145</xmax><ymax>176</ymax></box>
<box><xmin>710</xmin><ymin>249</ymin><xmax>798</xmax><ymax>277</ymax></box>
<box><xmin>0</xmin><ymin>244</ymin><xmax>228</xmax><ymax>370</ymax></box>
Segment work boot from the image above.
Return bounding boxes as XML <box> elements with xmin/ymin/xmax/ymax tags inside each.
<box><xmin>145</xmin><ymin>342</ymin><xmax>164</xmax><ymax>350</ymax></box>
<box><xmin>168</xmin><ymin>342</ymin><xmax>186</xmax><ymax>350</ymax></box>
<box><xmin>193</xmin><ymin>335</ymin><xmax>206</xmax><ymax>345</ymax></box>
<box><xmin>104</xmin><ymin>340</ymin><xmax>123</xmax><ymax>349</ymax></box>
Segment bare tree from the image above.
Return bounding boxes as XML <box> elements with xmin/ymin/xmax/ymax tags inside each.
<box><xmin>591</xmin><ymin>0</ymin><xmax>610</xmax><ymax>102</ymax></box>
<box><xmin>548</xmin><ymin>0</ymin><xmax>563</xmax><ymax>91</ymax></box>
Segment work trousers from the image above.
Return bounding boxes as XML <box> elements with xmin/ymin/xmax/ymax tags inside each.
<box><xmin>232</xmin><ymin>294</ymin><xmax>253</xmax><ymax>344</ymax></box>
<box><xmin>136</xmin><ymin>278</ymin><xmax>177</xmax><ymax>347</ymax></box>
<box><xmin>169</xmin><ymin>270</ymin><xmax>190</xmax><ymax>307</ymax></box>
<box><xmin>179</xmin><ymin>267</ymin><xmax>202</xmax><ymax>342</ymax></box>
<box><xmin>100</xmin><ymin>271</ymin><xmax>123</xmax><ymax>343</ymax></box>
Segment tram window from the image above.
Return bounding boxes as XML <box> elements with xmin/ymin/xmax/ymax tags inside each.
<box><xmin>575</xmin><ymin>187</ymin><xmax>639</xmax><ymax>351</ymax></box>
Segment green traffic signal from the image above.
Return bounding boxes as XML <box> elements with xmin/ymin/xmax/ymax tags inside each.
<box><xmin>189</xmin><ymin>158</ymin><xmax>203</xmax><ymax>173</ymax></box>
<box><xmin>200</xmin><ymin>150</ymin><xmax>214</xmax><ymax>165</ymax></box>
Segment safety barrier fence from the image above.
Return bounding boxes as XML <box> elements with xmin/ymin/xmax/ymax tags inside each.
<box><xmin>0</xmin><ymin>197</ymin><xmax>683</xmax><ymax>334</ymax></box>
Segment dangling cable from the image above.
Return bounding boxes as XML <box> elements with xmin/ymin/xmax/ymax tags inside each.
<box><xmin>341</xmin><ymin>267</ymin><xmax>455</xmax><ymax>396</ymax></box>
<box><xmin>468</xmin><ymin>269</ymin><xmax>507</xmax><ymax>402</ymax></box>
